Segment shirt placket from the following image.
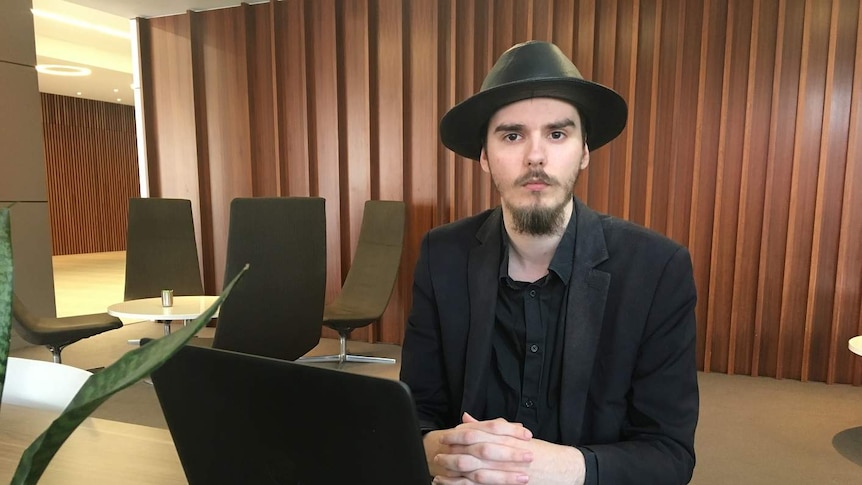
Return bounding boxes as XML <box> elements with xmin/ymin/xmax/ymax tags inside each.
<box><xmin>517</xmin><ymin>282</ymin><xmax>544</xmax><ymax>431</ymax></box>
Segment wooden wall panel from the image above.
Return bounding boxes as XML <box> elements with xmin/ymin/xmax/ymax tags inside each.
<box><xmin>41</xmin><ymin>94</ymin><xmax>139</xmax><ymax>255</ymax></box>
<box><xmin>138</xmin><ymin>0</ymin><xmax>862</xmax><ymax>384</ymax></box>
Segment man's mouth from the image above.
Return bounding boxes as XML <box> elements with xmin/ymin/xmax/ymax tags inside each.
<box><xmin>523</xmin><ymin>180</ymin><xmax>550</xmax><ymax>191</ymax></box>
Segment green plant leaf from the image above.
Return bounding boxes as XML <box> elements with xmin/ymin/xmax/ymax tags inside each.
<box><xmin>0</xmin><ymin>207</ymin><xmax>13</xmax><ymax>412</ymax></box>
<box><xmin>10</xmin><ymin>263</ymin><xmax>249</xmax><ymax>485</ymax></box>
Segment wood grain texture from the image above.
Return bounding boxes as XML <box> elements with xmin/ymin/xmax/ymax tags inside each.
<box><xmin>41</xmin><ymin>94</ymin><xmax>139</xmax><ymax>255</ymax></box>
<box><xmin>137</xmin><ymin>0</ymin><xmax>862</xmax><ymax>383</ymax></box>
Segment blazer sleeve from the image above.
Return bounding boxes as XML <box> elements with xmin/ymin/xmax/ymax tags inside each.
<box><xmin>400</xmin><ymin>233</ymin><xmax>452</xmax><ymax>433</ymax></box>
<box><xmin>586</xmin><ymin>246</ymin><xmax>699</xmax><ymax>485</ymax></box>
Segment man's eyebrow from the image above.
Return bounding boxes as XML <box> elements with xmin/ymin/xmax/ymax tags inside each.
<box><xmin>492</xmin><ymin>123</ymin><xmax>525</xmax><ymax>133</ymax></box>
<box><xmin>492</xmin><ymin>119</ymin><xmax>577</xmax><ymax>133</ymax></box>
<box><xmin>545</xmin><ymin>118</ymin><xmax>576</xmax><ymax>130</ymax></box>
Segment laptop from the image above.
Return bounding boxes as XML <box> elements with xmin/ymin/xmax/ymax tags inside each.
<box><xmin>151</xmin><ymin>345</ymin><xmax>431</xmax><ymax>485</ymax></box>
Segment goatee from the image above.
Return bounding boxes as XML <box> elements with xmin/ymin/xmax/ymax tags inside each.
<box><xmin>508</xmin><ymin>199</ymin><xmax>568</xmax><ymax>236</ymax></box>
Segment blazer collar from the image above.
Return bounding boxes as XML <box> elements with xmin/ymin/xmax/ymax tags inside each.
<box><xmin>462</xmin><ymin>208</ymin><xmax>503</xmax><ymax>415</ymax></box>
<box><xmin>559</xmin><ymin>198</ymin><xmax>610</xmax><ymax>443</ymax></box>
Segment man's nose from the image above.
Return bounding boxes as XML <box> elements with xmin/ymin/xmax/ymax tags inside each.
<box><xmin>525</xmin><ymin>138</ymin><xmax>545</xmax><ymax>166</ymax></box>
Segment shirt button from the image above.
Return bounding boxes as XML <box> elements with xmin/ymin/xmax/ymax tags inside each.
<box><xmin>524</xmin><ymin>399</ymin><xmax>534</xmax><ymax>408</ymax></box>
<box><xmin>529</xmin><ymin>290</ymin><xmax>536</xmax><ymax>297</ymax></box>
<box><xmin>530</xmin><ymin>344</ymin><xmax>539</xmax><ymax>353</ymax></box>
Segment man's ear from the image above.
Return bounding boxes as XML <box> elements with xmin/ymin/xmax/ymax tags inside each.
<box><xmin>579</xmin><ymin>145</ymin><xmax>590</xmax><ymax>171</ymax></box>
<box><xmin>479</xmin><ymin>147</ymin><xmax>491</xmax><ymax>173</ymax></box>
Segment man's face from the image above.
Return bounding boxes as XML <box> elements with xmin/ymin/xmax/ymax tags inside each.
<box><xmin>480</xmin><ymin>97</ymin><xmax>590</xmax><ymax>236</ymax></box>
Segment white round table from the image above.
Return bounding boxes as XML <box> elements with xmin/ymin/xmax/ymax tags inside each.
<box><xmin>849</xmin><ymin>336</ymin><xmax>862</xmax><ymax>357</ymax></box>
<box><xmin>108</xmin><ymin>296</ymin><xmax>220</xmax><ymax>335</ymax></box>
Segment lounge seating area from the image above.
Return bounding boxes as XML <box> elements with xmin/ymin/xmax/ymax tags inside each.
<box><xmin>3</xmin><ymin>250</ymin><xmax>861</xmax><ymax>484</ymax></box>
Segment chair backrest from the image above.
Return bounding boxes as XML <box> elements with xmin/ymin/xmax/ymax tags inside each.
<box><xmin>124</xmin><ymin>198</ymin><xmax>204</xmax><ymax>301</ymax></box>
<box><xmin>212</xmin><ymin>197</ymin><xmax>327</xmax><ymax>361</ymax></box>
<box><xmin>1</xmin><ymin>357</ymin><xmax>92</xmax><ymax>412</ymax></box>
<box><xmin>325</xmin><ymin>200</ymin><xmax>405</xmax><ymax>322</ymax></box>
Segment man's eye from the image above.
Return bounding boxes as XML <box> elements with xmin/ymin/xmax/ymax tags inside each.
<box><xmin>504</xmin><ymin>133</ymin><xmax>520</xmax><ymax>142</ymax></box>
<box><xmin>549</xmin><ymin>131</ymin><xmax>566</xmax><ymax>140</ymax></box>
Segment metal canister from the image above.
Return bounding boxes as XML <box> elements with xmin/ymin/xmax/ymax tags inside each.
<box><xmin>161</xmin><ymin>289</ymin><xmax>174</xmax><ymax>307</ymax></box>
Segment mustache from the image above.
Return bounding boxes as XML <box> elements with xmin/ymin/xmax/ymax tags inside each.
<box><xmin>514</xmin><ymin>170</ymin><xmax>557</xmax><ymax>186</ymax></box>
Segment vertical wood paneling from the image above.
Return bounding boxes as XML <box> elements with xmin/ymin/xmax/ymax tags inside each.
<box><xmin>832</xmin><ymin>0</ymin><xmax>862</xmax><ymax>386</ymax></box>
<box><xmin>41</xmin><ymin>94</ymin><xmax>139</xmax><ymax>255</ymax></box>
<box><xmin>245</xmin><ymin>3</ymin><xmax>279</xmax><ymax>196</ymax></box>
<box><xmin>278</xmin><ymin>0</ymin><xmax>311</xmax><ymax>196</ymax></box>
<box><xmin>337</xmin><ymin>0</ymin><xmax>373</xmax><ymax>340</ymax></box>
<box><xmin>306</xmin><ymin>0</ymin><xmax>344</xmax><ymax>309</ymax></box>
<box><xmin>372</xmin><ymin>0</ymin><xmax>406</xmax><ymax>343</ymax></box>
<box><xmin>138</xmin><ymin>0</ymin><xmax>862</xmax><ymax>384</ymax></box>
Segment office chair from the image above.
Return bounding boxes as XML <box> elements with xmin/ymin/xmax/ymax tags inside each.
<box><xmin>124</xmin><ymin>198</ymin><xmax>204</xmax><ymax>335</ymax></box>
<box><xmin>300</xmin><ymin>200</ymin><xmax>405</xmax><ymax>367</ymax></box>
<box><xmin>11</xmin><ymin>294</ymin><xmax>122</xmax><ymax>364</ymax></box>
<box><xmin>210</xmin><ymin>197</ymin><xmax>327</xmax><ymax>361</ymax></box>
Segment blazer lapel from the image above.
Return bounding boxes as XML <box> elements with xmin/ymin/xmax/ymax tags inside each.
<box><xmin>461</xmin><ymin>208</ymin><xmax>503</xmax><ymax>416</ymax></box>
<box><xmin>560</xmin><ymin>199</ymin><xmax>610</xmax><ymax>444</ymax></box>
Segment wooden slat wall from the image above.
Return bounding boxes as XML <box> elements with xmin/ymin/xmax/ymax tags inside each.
<box><xmin>41</xmin><ymin>93</ymin><xmax>139</xmax><ymax>255</ymax></box>
<box><xmin>138</xmin><ymin>0</ymin><xmax>862</xmax><ymax>384</ymax></box>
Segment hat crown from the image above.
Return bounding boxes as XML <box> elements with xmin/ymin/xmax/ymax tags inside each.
<box><xmin>480</xmin><ymin>41</ymin><xmax>584</xmax><ymax>91</ymax></box>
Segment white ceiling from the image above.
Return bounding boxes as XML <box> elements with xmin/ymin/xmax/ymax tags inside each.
<box><xmin>31</xmin><ymin>0</ymin><xmax>248</xmax><ymax>106</ymax></box>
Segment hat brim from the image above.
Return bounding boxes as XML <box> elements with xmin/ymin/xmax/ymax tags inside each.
<box><xmin>439</xmin><ymin>78</ymin><xmax>628</xmax><ymax>161</ymax></box>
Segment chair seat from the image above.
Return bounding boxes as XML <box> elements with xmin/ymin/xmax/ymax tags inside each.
<box><xmin>14</xmin><ymin>312</ymin><xmax>122</xmax><ymax>347</ymax></box>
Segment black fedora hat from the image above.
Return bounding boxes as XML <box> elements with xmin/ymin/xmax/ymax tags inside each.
<box><xmin>440</xmin><ymin>41</ymin><xmax>628</xmax><ymax>161</ymax></box>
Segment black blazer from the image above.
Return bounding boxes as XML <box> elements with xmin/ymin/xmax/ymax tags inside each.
<box><xmin>401</xmin><ymin>198</ymin><xmax>698</xmax><ymax>484</ymax></box>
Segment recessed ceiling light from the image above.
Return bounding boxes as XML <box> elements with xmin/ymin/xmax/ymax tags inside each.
<box><xmin>113</xmin><ymin>88</ymin><xmax>119</xmax><ymax>93</ymax></box>
<box><xmin>36</xmin><ymin>64</ymin><xmax>91</xmax><ymax>77</ymax></box>
<box><xmin>31</xmin><ymin>9</ymin><xmax>131</xmax><ymax>39</ymax></box>
<box><xmin>76</xmin><ymin>92</ymin><xmax>82</xmax><ymax>96</ymax></box>
<box><xmin>117</xmin><ymin>98</ymin><xmax>122</xmax><ymax>102</ymax></box>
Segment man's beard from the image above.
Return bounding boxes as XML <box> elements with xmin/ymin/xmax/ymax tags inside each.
<box><xmin>502</xmin><ymin>169</ymin><xmax>577</xmax><ymax>236</ymax></box>
<box><xmin>508</xmin><ymin>197</ymin><xmax>569</xmax><ymax>236</ymax></box>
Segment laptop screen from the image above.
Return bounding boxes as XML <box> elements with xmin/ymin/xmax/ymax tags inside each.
<box><xmin>151</xmin><ymin>345</ymin><xmax>431</xmax><ymax>485</ymax></box>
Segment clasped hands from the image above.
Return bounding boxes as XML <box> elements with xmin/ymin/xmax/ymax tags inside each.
<box><xmin>426</xmin><ymin>412</ymin><xmax>585</xmax><ymax>485</ymax></box>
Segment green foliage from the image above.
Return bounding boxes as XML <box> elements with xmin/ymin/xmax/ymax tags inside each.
<box><xmin>0</xmin><ymin>205</ymin><xmax>247</xmax><ymax>484</ymax></box>
<box><xmin>0</xmin><ymin>207</ymin><xmax>13</xmax><ymax>411</ymax></box>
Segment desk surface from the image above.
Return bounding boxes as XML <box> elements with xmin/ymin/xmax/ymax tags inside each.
<box><xmin>107</xmin><ymin>296</ymin><xmax>219</xmax><ymax>321</ymax></box>
<box><xmin>850</xmin><ymin>336</ymin><xmax>862</xmax><ymax>357</ymax></box>
<box><xmin>0</xmin><ymin>404</ymin><xmax>186</xmax><ymax>484</ymax></box>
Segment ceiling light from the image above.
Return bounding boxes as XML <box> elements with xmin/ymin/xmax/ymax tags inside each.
<box><xmin>113</xmin><ymin>88</ymin><xmax>119</xmax><ymax>93</ymax></box>
<box><xmin>76</xmin><ymin>92</ymin><xmax>82</xmax><ymax>96</ymax></box>
<box><xmin>117</xmin><ymin>98</ymin><xmax>122</xmax><ymax>102</ymax></box>
<box><xmin>31</xmin><ymin>9</ymin><xmax>131</xmax><ymax>39</ymax></box>
<box><xmin>36</xmin><ymin>64</ymin><xmax>92</xmax><ymax>76</ymax></box>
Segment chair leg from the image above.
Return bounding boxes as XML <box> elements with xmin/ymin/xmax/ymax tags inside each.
<box><xmin>46</xmin><ymin>345</ymin><xmax>63</xmax><ymax>364</ymax></box>
<box><xmin>298</xmin><ymin>330</ymin><xmax>395</xmax><ymax>367</ymax></box>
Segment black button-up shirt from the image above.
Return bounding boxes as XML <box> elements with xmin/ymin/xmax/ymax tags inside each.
<box><xmin>484</xmin><ymin>208</ymin><xmax>577</xmax><ymax>442</ymax></box>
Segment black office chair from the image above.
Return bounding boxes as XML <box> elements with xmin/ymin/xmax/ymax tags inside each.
<box><xmin>11</xmin><ymin>294</ymin><xmax>122</xmax><ymax>364</ymax></box>
<box><xmin>299</xmin><ymin>200</ymin><xmax>405</xmax><ymax>367</ymax></box>
<box><xmin>209</xmin><ymin>197</ymin><xmax>327</xmax><ymax>361</ymax></box>
<box><xmin>124</xmin><ymin>198</ymin><xmax>204</xmax><ymax>335</ymax></box>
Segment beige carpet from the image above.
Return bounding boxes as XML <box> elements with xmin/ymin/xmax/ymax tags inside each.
<box><xmin>8</xmin><ymin>251</ymin><xmax>862</xmax><ymax>484</ymax></box>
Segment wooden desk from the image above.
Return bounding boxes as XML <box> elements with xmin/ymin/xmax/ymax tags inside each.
<box><xmin>0</xmin><ymin>404</ymin><xmax>186</xmax><ymax>484</ymax></box>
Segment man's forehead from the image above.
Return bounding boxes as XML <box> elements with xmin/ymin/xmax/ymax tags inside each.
<box><xmin>488</xmin><ymin>97</ymin><xmax>582</xmax><ymax>125</ymax></box>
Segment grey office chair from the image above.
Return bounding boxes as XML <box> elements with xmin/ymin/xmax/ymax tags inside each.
<box><xmin>300</xmin><ymin>200</ymin><xmax>405</xmax><ymax>367</ymax></box>
<box><xmin>124</xmin><ymin>198</ymin><xmax>204</xmax><ymax>335</ymax></box>
<box><xmin>210</xmin><ymin>197</ymin><xmax>327</xmax><ymax>361</ymax></box>
<box><xmin>11</xmin><ymin>294</ymin><xmax>122</xmax><ymax>364</ymax></box>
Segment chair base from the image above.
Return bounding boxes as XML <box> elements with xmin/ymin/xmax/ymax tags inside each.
<box><xmin>298</xmin><ymin>332</ymin><xmax>395</xmax><ymax>368</ymax></box>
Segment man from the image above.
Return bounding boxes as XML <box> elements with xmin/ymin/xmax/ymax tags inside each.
<box><xmin>400</xmin><ymin>41</ymin><xmax>698</xmax><ymax>485</ymax></box>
